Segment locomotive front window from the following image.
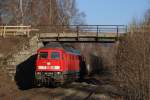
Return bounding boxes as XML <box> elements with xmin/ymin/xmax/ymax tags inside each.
<box><xmin>51</xmin><ymin>52</ymin><xmax>60</xmax><ymax>59</ymax></box>
<box><xmin>39</xmin><ymin>52</ymin><xmax>48</xmax><ymax>59</ymax></box>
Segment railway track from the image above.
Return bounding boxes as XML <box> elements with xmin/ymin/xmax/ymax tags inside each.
<box><xmin>1</xmin><ymin>80</ymin><xmax>119</xmax><ymax>100</ymax></box>
<box><xmin>0</xmin><ymin>76</ymin><xmax>120</xmax><ymax>100</ymax></box>
<box><xmin>83</xmin><ymin>86</ymin><xmax>99</xmax><ymax>100</ymax></box>
<box><xmin>82</xmin><ymin>79</ymin><xmax>100</xmax><ymax>100</ymax></box>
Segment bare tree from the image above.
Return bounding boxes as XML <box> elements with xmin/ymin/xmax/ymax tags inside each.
<box><xmin>115</xmin><ymin>22</ymin><xmax>150</xmax><ymax>100</ymax></box>
<box><xmin>0</xmin><ymin>0</ymin><xmax>85</xmax><ymax>26</ymax></box>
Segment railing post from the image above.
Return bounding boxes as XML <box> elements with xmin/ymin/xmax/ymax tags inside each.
<box><xmin>0</xmin><ymin>26</ymin><xmax>3</xmax><ymax>37</ymax></box>
<box><xmin>13</xmin><ymin>26</ymin><xmax>16</xmax><ymax>36</ymax></box>
<box><xmin>77</xmin><ymin>25</ymin><xmax>79</xmax><ymax>41</ymax></box>
<box><xmin>0</xmin><ymin>27</ymin><xmax>1</xmax><ymax>37</ymax></box>
<box><xmin>27</xmin><ymin>26</ymin><xmax>30</xmax><ymax>37</ymax></box>
<box><xmin>117</xmin><ymin>26</ymin><xmax>119</xmax><ymax>41</ymax></box>
<box><xmin>37</xmin><ymin>26</ymin><xmax>40</xmax><ymax>40</ymax></box>
<box><xmin>96</xmin><ymin>25</ymin><xmax>99</xmax><ymax>41</ymax></box>
<box><xmin>126</xmin><ymin>25</ymin><xmax>128</xmax><ymax>33</ymax></box>
<box><xmin>3</xmin><ymin>26</ymin><xmax>6</xmax><ymax>38</ymax></box>
<box><xmin>62</xmin><ymin>25</ymin><xmax>64</xmax><ymax>33</ymax></box>
<box><xmin>37</xmin><ymin>32</ymin><xmax>39</xmax><ymax>41</ymax></box>
<box><xmin>58</xmin><ymin>32</ymin><xmax>60</xmax><ymax>41</ymax></box>
<box><xmin>57</xmin><ymin>26</ymin><xmax>60</xmax><ymax>41</ymax></box>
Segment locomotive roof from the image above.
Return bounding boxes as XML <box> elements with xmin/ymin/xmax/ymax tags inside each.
<box><xmin>40</xmin><ymin>42</ymin><xmax>81</xmax><ymax>55</ymax></box>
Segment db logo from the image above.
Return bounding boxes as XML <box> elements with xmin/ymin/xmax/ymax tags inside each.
<box><xmin>47</xmin><ymin>62</ymin><xmax>51</xmax><ymax>66</ymax></box>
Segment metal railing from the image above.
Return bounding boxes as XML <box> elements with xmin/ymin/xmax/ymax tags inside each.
<box><xmin>37</xmin><ymin>25</ymin><xmax>127</xmax><ymax>42</ymax></box>
<box><xmin>0</xmin><ymin>26</ymin><xmax>32</xmax><ymax>37</ymax></box>
<box><xmin>37</xmin><ymin>25</ymin><xmax>127</xmax><ymax>33</ymax></box>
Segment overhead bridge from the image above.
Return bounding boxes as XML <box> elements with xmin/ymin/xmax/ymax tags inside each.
<box><xmin>0</xmin><ymin>25</ymin><xmax>127</xmax><ymax>43</ymax></box>
<box><xmin>38</xmin><ymin>25</ymin><xmax>127</xmax><ymax>43</ymax></box>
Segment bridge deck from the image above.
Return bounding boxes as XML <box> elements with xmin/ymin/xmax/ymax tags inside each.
<box><xmin>38</xmin><ymin>25</ymin><xmax>127</xmax><ymax>43</ymax></box>
<box><xmin>38</xmin><ymin>32</ymin><xmax>123</xmax><ymax>43</ymax></box>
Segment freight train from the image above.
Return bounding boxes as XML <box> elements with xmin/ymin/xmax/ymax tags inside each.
<box><xmin>35</xmin><ymin>43</ymin><xmax>83</xmax><ymax>86</ymax></box>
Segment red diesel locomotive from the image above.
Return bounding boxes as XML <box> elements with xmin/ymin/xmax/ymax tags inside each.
<box><xmin>35</xmin><ymin>44</ymin><xmax>81</xmax><ymax>86</ymax></box>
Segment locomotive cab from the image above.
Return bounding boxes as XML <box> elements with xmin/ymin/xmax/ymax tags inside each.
<box><xmin>36</xmin><ymin>50</ymin><xmax>62</xmax><ymax>71</ymax></box>
<box><xmin>35</xmin><ymin>49</ymin><xmax>64</xmax><ymax>86</ymax></box>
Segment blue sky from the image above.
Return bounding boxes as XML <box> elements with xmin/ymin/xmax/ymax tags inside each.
<box><xmin>76</xmin><ymin>0</ymin><xmax>150</xmax><ymax>25</ymax></box>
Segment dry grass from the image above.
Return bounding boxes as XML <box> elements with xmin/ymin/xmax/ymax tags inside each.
<box><xmin>115</xmin><ymin>28</ymin><xmax>150</xmax><ymax>100</ymax></box>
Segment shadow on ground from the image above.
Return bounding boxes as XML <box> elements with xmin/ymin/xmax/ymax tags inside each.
<box><xmin>15</xmin><ymin>54</ymin><xmax>37</xmax><ymax>90</ymax></box>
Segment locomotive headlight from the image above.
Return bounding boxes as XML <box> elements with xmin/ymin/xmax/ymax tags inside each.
<box><xmin>38</xmin><ymin>66</ymin><xmax>47</xmax><ymax>69</ymax></box>
<box><xmin>51</xmin><ymin>66</ymin><xmax>60</xmax><ymax>70</ymax></box>
<box><xmin>47</xmin><ymin>62</ymin><xmax>51</xmax><ymax>66</ymax></box>
<box><xmin>36</xmin><ymin>72</ymin><xmax>41</xmax><ymax>75</ymax></box>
